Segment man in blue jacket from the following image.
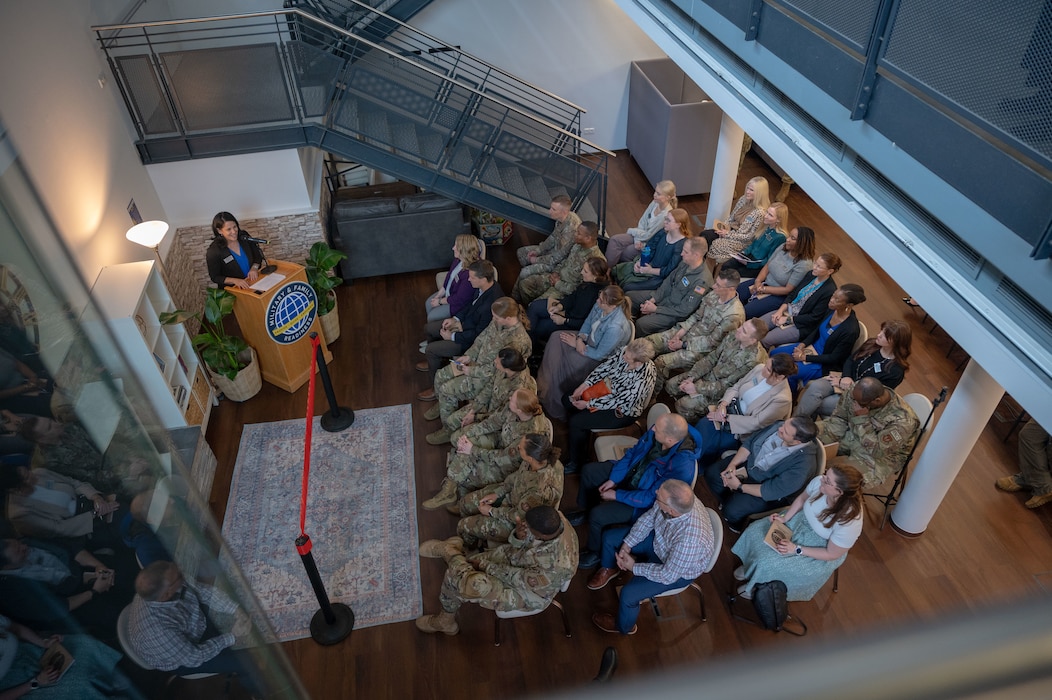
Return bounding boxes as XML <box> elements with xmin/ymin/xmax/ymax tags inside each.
<box><xmin>569</xmin><ymin>413</ymin><xmax>701</xmax><ymax>569</ymax></box>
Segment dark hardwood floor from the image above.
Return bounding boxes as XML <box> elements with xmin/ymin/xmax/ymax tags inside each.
<box><xmin>193</xmin><ymin>152</ymin><xmax>1052</xmax><ymax>699</ymax></box>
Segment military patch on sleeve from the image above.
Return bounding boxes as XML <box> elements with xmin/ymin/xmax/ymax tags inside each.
<box><xmin>694</xmin><ymin>285</ymin><xmax>706</xmax><ymax>295</ymax></box>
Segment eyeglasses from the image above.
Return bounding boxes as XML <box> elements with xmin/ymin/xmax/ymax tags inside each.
<box><xmin>820</xmin><ymin>474</ymin><xmax>842</xmax><ymax>491</ymax></box>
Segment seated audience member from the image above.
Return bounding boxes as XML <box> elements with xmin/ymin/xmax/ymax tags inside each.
<box><xmin>118</xmin><ymin>488</ymin><xmax>172</xmax><ymax>567</ymax></box>
<box><xmin>422</xmin><ymin>296</ymin><xmax>530</xmax><ymax>409</ymax></box>
<box><xmin>0</xmin><ymin>537</ymin><xmax>134</xmax><ymax>640</ymax></box>
<box><xmin>418</xmin><ymin>260</ymin><xmax>504</xmax><ymax>388</ymax></box>
<box><xmin>612</xmin><ymin>209</ymin><xmax>691</xmax><ymax>292</ymax></box>
<box><xmin>757</xmin><ymin>252</ymin><xmax>841</xmax><ymax>349</ymax></box>
<box><xmin>415</xmin><ymin>506</ymin><xmax>577</xmax><ymax>636</ymax></box>
<box><xmin>126</xmin><ymin>561</ymin><xmax>262</xmax><ymax>696</ymax></box>
<box><xmin>423</xmin><ymin>389</ymin><xmax>551</xmax><ymax>510</ymax></box>
<box><xmin>628</xmin><ymin>236</ymin><xmax>711</xmax><ymax>336</ymax></box>
<box><xmin>562</xmin><ymin>340</ymin><xmax>657</xmax><ymax>474</ymax></box>
<box><xmin>0</xmin><ymin>410</ymin><xmax>33</xmax><ymax>458</ymax></box>
<box><xmin>796</xmin><ymin>319</ymin><xmax>911</xmax><ymax>419</ymax></box>
<box><xmin>537</xmin><ymin>286</ymin><xmax>633</xmax><ymax>421</ymax></box>
<box><xmin>426</xmin><ymin>348</ymin><xmax>534</xmax><ymax>447</ymax></box>
<box><xmin>588</xmin><ymin>480</ymin><xmax>714</xmax><ymax>635</ymax></box>
<box><xmin>513</xmin><ymin>222</ymin><xmax>602</xmax><ymax>305</ymax></box>
<box><xmin>770</xmin><ymin>283</ymin><xmax>866</xmax><ymax>393</ymax></box>
<box><xmin>700</xmin><ymin>176</ymin><xmax>769</xmax><ymax>259</ymax></box>
<box><xmin>818</xmin><ymin>377</ymin><xmax>920</xmax><ymax>486</ymax></box>
<box><xmin>0</xmin><ymin>348</ymin><xmax>52</xmax><ymax>418</ymax></box>
<box><xmin>731</xmin><ymin>464</ymin><xmax>864</xmax><ymax>601</ymax></box>
<box><xmin>996</xmin><ymin>418</ymin><xmax>1052</xmax><ymax>510</ymax></box>
<box><xmin>526</xmin><ymin>257</ymin><xmax>609</xmax><ymax>348</ymax></box>
<box><xmin>1</xmin><ymin>465</ymin><xmax>121</xmax><ymax>547</ymax></box>
<box><xmin>571</xmin><ymin>413</ymin><xmax>701</xmax><ymax>569</ymax></box>
<box><xmin>694</xmin><ymin>354</ymin><xmax>797</xmax><ymax>464</ymax></box>
<box><xmin>0</xmin><ymin>614</ymin><xmax>131</xmax><ymax>699</ymax></box>
<box><xmin>738</xmin><ymin>226</ymin><xmax>816</xmax><ymax>319</ymax></box>
<box><xmin>666</xmin><ymin>319</ymin><xmax>769</xmax><ymax>422</ymax></box>
<box><xmin>722</xmin><ymin>202</ymin><xmax>789</xmax><ymax>276</ymax></box>
<box><xmin>704</xmin><ymin>418</ymin><xmax>820</xmax><ymax>532</ymax></box>
<box><xmin>517</xmin><ymin>195</ymin><xmax>581</xmax><ymax>272</ymax></box>
<box><xmin>425</xmin><ymin>233</ymin><xmax>483</xmax><ymax>323</ymax></box>
<box><xmin>604</xmin><ymin>180</ymin><xmax>677</xmax><ymax>265</ymax></box>
<box><xmin>454</xmin><ymin>434</ymin><xmax>564</xmax><ymax>547</ymax></box>
<box><xmin>644</xmin><ymin>269</ymin><xmax>744</xmax><ymax>383</ymax></box>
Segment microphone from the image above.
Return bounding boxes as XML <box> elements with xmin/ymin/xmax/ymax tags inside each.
<box><xmin>241</xmin><ymin>235</ymin><xmax>270</xmax><ymax>245</ymax></box>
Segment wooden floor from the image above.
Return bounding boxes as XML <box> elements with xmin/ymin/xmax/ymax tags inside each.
<box><xmin>194</xmin><ymin>152</ymin><xmax>1052</xmax><ymax>699</ymax></box>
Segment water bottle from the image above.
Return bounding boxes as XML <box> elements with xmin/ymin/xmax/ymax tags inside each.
<box><xmin>640</xmin><ymin>244</ymin><xmax>653</xmax><ymax>266</ymax></box>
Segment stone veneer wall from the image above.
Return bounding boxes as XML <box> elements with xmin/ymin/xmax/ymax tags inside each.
<box><xmin>164</xmin><ymin>210</ymin><xmax>327</xmax><ymax>334</ymax></box>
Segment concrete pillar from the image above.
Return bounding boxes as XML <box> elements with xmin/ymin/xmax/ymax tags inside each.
<box><xmin>704</xmin><ymin>115</ymin><xmax>746</xmax><ymax>228</ymax></box>
<box><xmin>890</xmin><ymin>360</ymin><xmax>1004</xmax><ymax>535</ymax></box>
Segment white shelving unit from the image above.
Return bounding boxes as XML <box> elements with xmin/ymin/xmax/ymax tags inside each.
<box><xmin>90</xmin><ymin>260</ymin><xmax>213</xmax><ymax>430</ymax></box>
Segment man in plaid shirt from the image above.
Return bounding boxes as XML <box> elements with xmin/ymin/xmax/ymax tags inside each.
<box><xmin>588</xmin><ymin>479</ymin><xmax>715</xmax><ymax>634</ymax></box>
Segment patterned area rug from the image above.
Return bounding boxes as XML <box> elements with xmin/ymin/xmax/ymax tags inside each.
<box><xmin>222</xmin><ymin>406</ymin><xmax>421</xmax><ymax>642</ymax></box>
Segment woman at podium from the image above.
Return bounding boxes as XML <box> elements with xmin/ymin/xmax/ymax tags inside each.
<box><xmin>206</xmin><ymin>212</ymin><xmax>263</xmax><ymax>289</ymax></box>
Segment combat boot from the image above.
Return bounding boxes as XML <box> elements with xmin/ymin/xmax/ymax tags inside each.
<box><xmin>423</xmin><ymin>404</ymin><xmax>442</xmax><ymax>421</ymax></box>
<box><xmin>415</xmin><ymin>612</ymin><xmax>459</xmax><ymax>635</ymax></box>
<box><xmin>426</xmin><ymin>427</ymin><xmax>452</xmax><ymax>445</ymax></box>
<box><xmin>423</xmin><ymin>478</ymin><xmax>458</xmax><ymax>510</ymax></box>
<box><xmin>419</xmin><ymin>536</ymin><xmax>464</xmax><ymax>559</ymax></box>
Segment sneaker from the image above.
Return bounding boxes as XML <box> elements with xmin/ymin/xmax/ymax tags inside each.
<box><xmin>1025</xmin><ymin>492</ymin><xmax>1052</xmax><ymax>509</ymax></box>
<box><xmin>995</xmin><ymin>476</ymin><xmax>1025</xmax><ymax>493</ymax></box>
<box><xmin>733</xmin><ymin>565</ymin><xmax>746</xmax><ymax>581</ymax></box>
<box><xmin>737</xmin><ymin>583</ymin><xmax>752</xmax><ymax>600</ymax></box>
<box><xmin>565</xmin><ymin>510</ymin><xmax>587</xmax><ymax>527</ymax></box>
<box><xmin>563</xmin><ymin>461</ymin><xmax>579</xmax><ymax>475</ymax></box>
<box><xmin>578</xmin><ymin>550</ymin><xmax>600</xmax><ymax>569</ymax></box>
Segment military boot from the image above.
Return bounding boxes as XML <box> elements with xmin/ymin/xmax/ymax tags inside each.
<box><xmin>419</xmin><ymin>536</ymin><xmax>464</xmax><ymax>559</ymax></box>
<box><xmin>415</xmin><ymin>612</ymin><xmax>459</xmax><ymax>635</ymax></box>
<box><xmin>423</xmin><ymin>404</ymin><xmax>442</xmax><ymax>421</ymax></box>
<box><xmin>422</xmin><ymin>478</ymin><xmax>458</xmax><ymax>510</ymax></box>
<box><xmin>426</xmin><ymin>427</ymin><xmax>452</xmax><ymax>445</ymax></box>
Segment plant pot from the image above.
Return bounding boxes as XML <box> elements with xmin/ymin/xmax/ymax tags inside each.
<box><xmin>320</xmin><ymin>294</ymin><xmax>340</xmax><ymax>343</ymax></box>
<box><xmin>209</xmin><ymin>347</ymin><xmax>262</xmax><ymax>402</ymax></box>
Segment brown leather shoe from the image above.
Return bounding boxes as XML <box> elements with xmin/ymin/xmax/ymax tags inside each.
<box><xmin>417</xmin><ymin>388</ymin><xmax>436</xmax><ymax>401</ymax></box>
<box><xmin>587</xmin><ymin>567</ymin><xmax>620</xmax><ymax>591</ymax></box>
<box><xmin>592</xmin><ymin>612</ymin><xmax>635</xmax><ymax>635</ymax></box>
<box><xmin>415</xmin><ymin>360</ymin><xmax>429</xmax><ymax>372</ymax></box>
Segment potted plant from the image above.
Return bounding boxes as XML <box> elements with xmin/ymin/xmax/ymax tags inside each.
<box><xmin>304</xmin><ymin>240</ymin><xmax>348</xmax><ymax>343</ymax></box>
<box><xmin>160</xmin><ymin>288</ymin><xmax>262</xmax><ymax>402</ymax></box>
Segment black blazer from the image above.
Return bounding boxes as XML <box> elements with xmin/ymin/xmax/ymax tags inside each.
<box><xmin>800</xmin><ymin>311</ymin><xmax>861</xmax><ymax>374</ymax></box>
<box><xmin>787</xmin><ymin>274</ymin><xmax>837</xmax><ymax>339</ymax></box>
<box><xmin>206</xmin><ymin>233</ymin><xmax>264</xmax><ymax>287</ymax></box>
<box><xmin>454</xmin><ymin>282</ymin><xmax>504</xmax><ymax>349</ymax></box>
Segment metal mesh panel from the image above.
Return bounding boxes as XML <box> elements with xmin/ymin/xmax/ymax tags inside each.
<box><xmin>777</xmin><ymin>0</ymin><xmax>880</xmax><ymax>49</ymax></box>
<box><xmin>286</xmin><ymin>40</ymin><xmax>344</xmax><ymax>117</ymax></box>
<box><xmin>114</xmin><ymin>55</ymin><xmax>176</xmax><ymax>135</ymax></box>
<box><xmin>884</xmin><ymin>0</ymin><xmax>1051</xmax><ymax>160</ymax></box>
<box><xmin>160</xmin><ymin>44</ymin><xmax>294</xmax><ymax>132</ymax></box>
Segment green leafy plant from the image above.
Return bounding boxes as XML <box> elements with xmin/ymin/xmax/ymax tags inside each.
<box><xmin>304</xmin><ymin>241</ymin><xmax>347</xmax><ymax>316</ymax></box>
<box><xmin>159</xmin><ymin>288</ymin><xmax>250</xmax><ymax>380</ymax></box>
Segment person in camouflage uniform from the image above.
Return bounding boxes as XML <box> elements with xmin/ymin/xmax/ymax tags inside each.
<box><xmin>643</xmin><ymin>269</ymin><xmax>745</xmax><ymax>383</ymax></box>
<box><xmin>415</xmin><ymin>505</ymin><xmax>578</xmax><ymax>636</ymax></box>
<box><xmin>512</xmin><ymin>222</ymin><xmax>603</xmax><ymax>305</ymax></box>
<box><xmin>423</xmin><ymin>389</ymin><xmax>552</xmax><ymax>510</ymax></box>
<box><xmin>666</xmin><ymin>319</ymin><xmax>769</xmax><ymax>421</ymax></box>
<box><xmin>428</xmin><ymin>298</ymin><xmax>532</xmax><ymax>426</ymax></box>
<box><xmin>516</xmin><ymin>195</ymin><xmax>582</xmax><ymax>272</ymax></box>
<box><xmin>426</xmin><ymin>348</ymin><xmax>535</xmax><ymax>446</ymax></box>
<box><xmin>817</xmin><ymin>377</ymin><xmax>920</xmax><ymax>485</ymax></box>
<box><xmin>454</xmin><ymin>433</ymin><xmax>564</xmax><ymax>547</ymax></box>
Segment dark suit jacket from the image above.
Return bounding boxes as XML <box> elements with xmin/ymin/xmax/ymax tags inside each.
<box><xmin>743</xmin><ymin>422</ymin><xmax>821</xmax><ymax>503</ymax></box>
<box><xmin>800</xmin><ymin>311</ymin><xmax>861</xmax><ymax>375</ymax></box>
<box><xmin>206</xmin><ymin>233</ymin><xmax>264</xmax><ymax>287</ymax></box>
<box><xmin>453</xmin><ymin>282</ymin><xmax>504</xmax><ymax>349</ymax></box>
<box><xmin>788</xmin><ymin>274</ymin><xmax>837</xmax><ymax>339</ymax></box>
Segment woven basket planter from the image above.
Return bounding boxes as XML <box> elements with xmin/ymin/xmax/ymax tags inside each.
<box><xmin>209</xmin><ymin>346</ymin><xmax>262</xmax><ymax>402</ymax></box>
<box><xmin>319</xmin><ymin>294</ymin><xmax>340</xmax><ymax>343</ymax></box>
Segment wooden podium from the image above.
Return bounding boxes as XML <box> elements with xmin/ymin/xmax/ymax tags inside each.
<box><xmin>226</xmin><ymin>260</ymin><xmax>333</xmax><ymax>393</ymax></box>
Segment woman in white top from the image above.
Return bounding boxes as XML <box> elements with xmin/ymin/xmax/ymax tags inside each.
<box><xmin>604</xmin><ymin>180</ymin><xmax>677</xmax><ymax>265</ymax></box>
<box><xmin>731</xmin><ymin>464</ymin><xmax>864</xmax><ymax>601</ymax></box>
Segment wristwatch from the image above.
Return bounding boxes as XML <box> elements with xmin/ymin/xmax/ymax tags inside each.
<box><xmin>795</xmin><ymin>546</ymin><xmax>803</xmax><ymax>556</ymax></box>
<box><xmin>30</xmin><ymin>680</ymin><xmax>40</xmax><ymax>690</ymax></box>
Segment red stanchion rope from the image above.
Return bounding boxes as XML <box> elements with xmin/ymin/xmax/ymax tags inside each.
<box><xmin>299</xmin><ymin>334</ymin><xmax>321</xmax><ymax>540</ymax></box>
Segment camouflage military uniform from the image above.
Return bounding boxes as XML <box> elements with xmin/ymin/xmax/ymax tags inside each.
<box><xmin>818</xmin><ymin>389</ymin><xmax>920</xmax><ymax>485</ymax></box>
<box><xmin>513</xmin><ymin>243</ymin><xmax>602</xmax><ymax>305</ymax></box>
<box><xmin>666</xmin><ymin>335</ymin><xmax>767</xmax><ymax>421</ymax></box>
<box><xmin>644</xmin><ymin>294</ymin><xmax>745</xmax><ymax>382</ymax></box>
<box><xmin>31</xmin><ymin>421</ymin><xmax>141</xmax><ymax>496</ymax></box>
<box><xmin>516</xmin><ymin>211</ymin><xmax>582</xmax><ymax>270</ymax></box>
<box><xmin>447</xmin><ymin>370</ymin><xmax>537</xmax><ymax>448</ymax></box>
<box><xmin>439</xmin><ymin>515</ymin><xmax>578</xmax><ymax>613</ymax></box>
<box><xmin>435</xmin><ymin>322</ymin><xmax>532</xmax><ymax>424</ymax></box>
<box><xmin>446</xmin><ymin>414</ymin><xmax>552</xmax><ymax>493</ymax></box>
<box><xmin>456</xmin><ymin>460</ymin><xmax>564</xmax><ymax>546</ymax></box>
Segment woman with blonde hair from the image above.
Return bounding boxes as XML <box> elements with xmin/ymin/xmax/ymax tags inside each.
<box><xmin>604</xmin><ymin>180</ymin><xmax>678</xmax><ymax>265</ymax></box>
<box><xmin>704</xmin><ymin>176</ymin><xmax>770</xmax><ymax>264</ymax></box>
<box><xmin>723</xmin><ymin>201</ymin><xmax>789</xmax><ymax>276</ymax></box>
<box><xmin>424</xmin><ymin>233</ymin><xmax>484</xmax><ymax>323</ymax></box>
<box><xmin>612</xmin><ymin>208</ymin><xmax>692</xmax><ymax>292</ymax></box>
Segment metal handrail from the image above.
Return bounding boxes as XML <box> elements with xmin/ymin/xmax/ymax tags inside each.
<box><xmin>91</xmin><ymin>9</ymin><xmax>613</xmax><ymax>156</ymax></box>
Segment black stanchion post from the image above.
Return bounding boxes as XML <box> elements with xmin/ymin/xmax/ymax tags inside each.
<box><xmin>310</xmin><ymin>332</ymin><xmax>354</xmax><ymax>431</ymax></box>
<box><xmin>295</xmin><ymin>534</ymin><xmax>354</xmax><ymax>645</ymax></box>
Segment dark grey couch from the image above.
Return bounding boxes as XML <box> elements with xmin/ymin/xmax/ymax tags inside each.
<box><xmin>332</xmin><ymin>192</ymin><xmax>468</xmax><ymax>279</ymax></box>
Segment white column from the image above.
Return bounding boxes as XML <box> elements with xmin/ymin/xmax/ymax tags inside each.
<box><xmin>704</xmin><ymin>115</ymin><xmax>745</xmax><ymax>227</ymax></box>
<box><xmin>890</xmin><ymin>360</ymin><xmax>1004</xmax><ymax>535</ymax></box>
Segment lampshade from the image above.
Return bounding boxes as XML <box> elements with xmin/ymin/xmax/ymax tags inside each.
<box><xmin>126</xmin><ymin>220</ymin><xmax>170</xmax><ymax>248</ymax></box>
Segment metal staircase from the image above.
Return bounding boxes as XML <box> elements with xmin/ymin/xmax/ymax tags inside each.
<box><xmin>93</xmin><ymin>6</ymin><xmax>610</xmax><ymax>232</ymax></box>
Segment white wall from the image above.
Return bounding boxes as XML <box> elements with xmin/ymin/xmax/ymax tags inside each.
<box><xmin>410</xmin><ymin>0</ymin><xmax>666</xmax><ymax>150</ymax></box>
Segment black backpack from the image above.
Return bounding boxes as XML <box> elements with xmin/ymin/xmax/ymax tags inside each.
<box><xmin>750</xmin><ymin>580</ymin><xmax>807</xmax><ymax>635</ymax></box>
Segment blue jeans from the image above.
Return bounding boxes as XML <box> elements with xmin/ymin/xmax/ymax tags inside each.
<box><xmin>600</xmin><ymin>532</ymin><xmax>692</xmax><ymax>633</ymax></box>
<box><xmin>770</xmin><ymin>344</ymin><xmax>823</xmax><ymax>393</ymax></box>
<box><xmin>694</xmin><ymin>417</ymin><xmax>743</xmax><ymax>464</ymax></box>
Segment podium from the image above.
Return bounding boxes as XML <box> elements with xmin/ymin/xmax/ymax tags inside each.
<box><xmin>226</xmin><ymin>260</ymin><xmax>333</xmax><ymax>393</ymax></box>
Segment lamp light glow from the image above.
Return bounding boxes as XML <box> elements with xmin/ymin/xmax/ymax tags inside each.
<box><xmin>126</xmin><ymin>220</ymin><xmax>170</xmax><ymax>248</ymax></box>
